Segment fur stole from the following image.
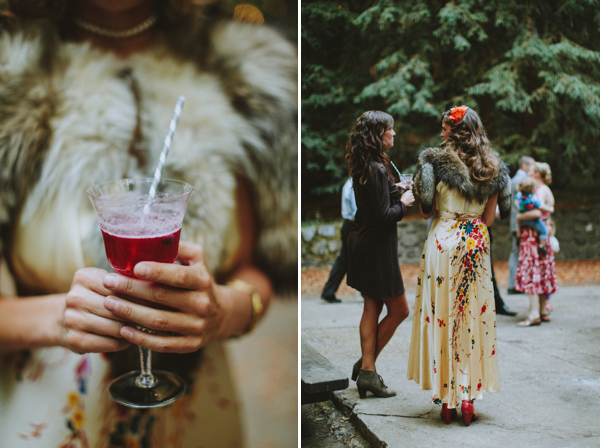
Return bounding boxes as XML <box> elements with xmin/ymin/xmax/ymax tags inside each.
<box><xmin>413</xmin><ymin>145</ymin><xmax>511</xmax><ymax>219</ymax></box>
<box><xmin>0</xmin><ymin>15</ymin><xmax>298</xmax><ymax>292</ymax></box>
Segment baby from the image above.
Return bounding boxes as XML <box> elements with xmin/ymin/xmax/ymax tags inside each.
<box><xmin>516</xmin><ymin>177</ymin><xmax>548</xmax><ymax>256</ymax></box>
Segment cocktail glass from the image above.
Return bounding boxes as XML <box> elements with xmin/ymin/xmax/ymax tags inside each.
<box><xmin>400</xmin><ymin>173</ymin><xmax>414</xmax><ymax>186</ymax></box>
<box><xmin>87</xmin><ymin>178</ymin><xmax>193</xmax><ymax>408</ymax></box>
<box><xmin>399</xmin><ymin>174</ymin><xmax>414</xmax><ymax>206</ymax></box>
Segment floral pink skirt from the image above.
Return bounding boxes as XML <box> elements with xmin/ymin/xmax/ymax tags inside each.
<box><xmin>515</xmin><ymin>227</ymin><xmax>557</xmax><ymax>295</ymax></box>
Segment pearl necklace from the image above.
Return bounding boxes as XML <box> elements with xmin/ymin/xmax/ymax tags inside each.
<box><xmin>74</xmin><ymin>15</ymin><xmax>157</xmax><ymax>38</ymax></box>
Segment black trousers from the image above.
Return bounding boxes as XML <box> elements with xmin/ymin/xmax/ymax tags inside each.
<box><xmin>489</xmin><ymin>227</ymin><xmax>507</xmax><ymax>309</ymax></box>
<box><xmin>321</xmin><ymin>220</ymin><xmax>353</xmax><ymax>298</ymax></box>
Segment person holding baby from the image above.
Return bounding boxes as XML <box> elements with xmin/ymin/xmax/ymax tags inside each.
<box><xmin>515</xmin><ymin>177</ymin><xmax>550</xmax><ymax>256</ymax></box>
<box><xmin>514</xmin><ymin>162</ymin><xmax>558</xmax><ymax>326</ymax></box>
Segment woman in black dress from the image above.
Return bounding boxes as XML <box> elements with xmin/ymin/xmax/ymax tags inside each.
<box><xmin>346</xmin><ymin>111</ymin><xmax>415</xmax><ymax>398</ymax></box>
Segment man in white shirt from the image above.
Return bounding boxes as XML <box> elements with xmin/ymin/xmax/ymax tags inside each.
<box><xmin>321</xmin><ymin>178</ymin><xmax>357</xmax><ymax>303</ymax></box>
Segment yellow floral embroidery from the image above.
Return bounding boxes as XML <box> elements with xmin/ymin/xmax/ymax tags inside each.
<box><xmin>466</xmin><ymin>237</ymin><xmax>476</xmax><ymax>250</ymax></box>
<box><xmin>72</xmin><ymin>409</ymin><xmax>85</xmax><ymax>430</ymax></box>
<box><xmin>67</xmin><ymin>391</ymin><xmax>80</xmax><ymax>408</ymax></box>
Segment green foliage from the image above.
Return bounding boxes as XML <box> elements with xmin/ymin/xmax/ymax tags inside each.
<box><xmin>302</xmin><ymin>0</ymin><xmax>600</xmax><ymax>217</ymax></box>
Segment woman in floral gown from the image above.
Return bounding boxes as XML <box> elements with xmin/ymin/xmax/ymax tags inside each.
<box><xmin>407</xmin><ymin>106</ymin><xmax>511</xmax><ymax>425</ymax></box>
<box><xmin>514</xmin><ymin>162</ymin><xmax>558</xmax><ymax>326</ymax></box>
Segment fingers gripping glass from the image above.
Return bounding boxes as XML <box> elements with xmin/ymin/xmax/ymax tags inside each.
<box><xmin>88</xmin><ymin>178</ymin><xmax>193</xmax><ymax>408</ymax></box>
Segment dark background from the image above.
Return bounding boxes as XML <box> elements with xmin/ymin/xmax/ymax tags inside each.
<box><xmin>302</xmin><ymin>0</ymin><xmax>600</xmax><ymax>221</ymax></box>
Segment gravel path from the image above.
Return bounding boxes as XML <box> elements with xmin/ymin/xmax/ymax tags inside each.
<box><xmin>302</xmin><ymin>260</ymin><xmax>600</xmax><ymax>297</ymax></box>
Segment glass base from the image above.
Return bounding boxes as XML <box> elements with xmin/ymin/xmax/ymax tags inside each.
<box><xmin>109</xmin><ymin>369</ymin><xmax>185</xmax><ymax>409</ymax></box>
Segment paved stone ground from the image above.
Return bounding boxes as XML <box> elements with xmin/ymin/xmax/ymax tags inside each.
<box><xmin>302</xmin><ymin>286</ymin><xmax>600</xmax><ymax>448</ymax></box>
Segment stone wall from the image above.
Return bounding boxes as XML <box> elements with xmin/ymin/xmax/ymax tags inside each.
<box><xmin>301</xmin><ymin>206</ymin><xmax>600</xmax><ymax>267</ymax></box>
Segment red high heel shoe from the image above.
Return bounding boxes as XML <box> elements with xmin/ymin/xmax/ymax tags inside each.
<box><xmin>461</xmin><ymin>400</ymin><xmax>479</xmax><ymax>426</ymax></box>
<box><xmin>440</xmin><ymin>403</ymin><xmax>456</xmax><ymax>424</ymax></box>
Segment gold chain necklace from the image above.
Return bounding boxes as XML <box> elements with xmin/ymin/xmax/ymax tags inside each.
<box><xmin>74</xmin><ymin>15</ymin><xmax>157</xmax><ymax>38</ymax></box>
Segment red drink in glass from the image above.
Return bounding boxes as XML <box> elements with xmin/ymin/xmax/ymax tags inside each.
<box><xmin>101</xmin><ymin>228</ymin><xmax>181</xmax><ymax>277</ymax></box>
<box><xmin>88</xmin><ymin>178</ymin><xmax>193</xmax><ymax>409</ymax></box>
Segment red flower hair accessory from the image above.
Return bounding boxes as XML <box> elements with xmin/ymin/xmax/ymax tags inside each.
<box><xmin>448</xmin><ymin>105</ymin><xmax>468</xmax><ymax>124</ymax></box>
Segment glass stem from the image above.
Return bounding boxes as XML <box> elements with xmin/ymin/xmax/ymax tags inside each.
<box><xmin>136</xmin><ymin>346</ymin><xmax>156</xmax><ymax>388</ymax></box>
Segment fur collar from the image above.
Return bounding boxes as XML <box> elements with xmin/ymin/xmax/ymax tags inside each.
<box><xmin>0</xmin><ymin>17</ymin><xmax>298</xmax><ymax>292</ymax></box>
<box><xmin>414</xmin><ymin>145</ymin><xmax>512</xmax><ymax>219</ymax></box>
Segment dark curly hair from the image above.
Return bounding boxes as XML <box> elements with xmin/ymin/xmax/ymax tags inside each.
<box><xmin>442</xmin><ymin>107</ymin><xmax>500</xmax><ymax>183</ymax></box>
<box><xmin>345</xmin><ymin>110</ymin><xmax>395</xmax><ymax>186</ymax></box>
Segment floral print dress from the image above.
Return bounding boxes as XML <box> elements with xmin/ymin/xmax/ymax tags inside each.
<box><xmin>407</xmin><ymin>182</ymin><xmax>501</xmax><ymax>409</ymax></box>
<box><xmin>0</xmin><ymin>344</ymin><xmax>241</xmax><ymax>448</ymax></box>
<box><xmin>514</xmin><ymin>212</ymin><xmax>558</xmax><ymax>295</ymax></box>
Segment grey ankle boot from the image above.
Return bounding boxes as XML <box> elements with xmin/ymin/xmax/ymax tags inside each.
<box><xmin>356</xmin><ymin>369</ymin><xmax>396</xmax><ymax>398</ymax></box>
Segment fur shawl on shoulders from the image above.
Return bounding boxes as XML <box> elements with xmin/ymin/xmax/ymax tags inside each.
<box><xmin>413</xmin><ymin>145</ymin><xmax>512</xmax><ymax>219</ymax></box>
<box><xmin>0</xmin><ymin>14</ymin><xmax>297</xmax><ymax>292</ymax></box>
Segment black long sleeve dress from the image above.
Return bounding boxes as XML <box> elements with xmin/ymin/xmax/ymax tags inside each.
<box><xmin>347</xmin><ymin>161</ymin><xmax>407</xmax><ymax>299</ymax></box>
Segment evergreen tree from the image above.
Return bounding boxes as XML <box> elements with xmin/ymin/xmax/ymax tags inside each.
<box><xmin>302</xmin><ymin>0</ymin><xmax>600</xmax><ymax>218</ymax></box>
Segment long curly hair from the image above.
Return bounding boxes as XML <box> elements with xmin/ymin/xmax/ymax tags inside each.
<box><xmin>442</xmin><ymin>107</ymin><xmax>500</xmax><ymax>183</ymax></box>
<box><xmin>345</xmin><ymin>111</ymin><xmax>394</xmax><ymax>186</ymax></box>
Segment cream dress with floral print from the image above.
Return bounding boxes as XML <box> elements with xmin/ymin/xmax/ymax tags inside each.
<box><xmin>407</xmin><ymin>182</ymin><xmax>501</xmax><ymax>409</ymax></box>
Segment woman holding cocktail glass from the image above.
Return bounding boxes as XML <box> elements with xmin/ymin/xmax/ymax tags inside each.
<box><xmin>345</xmin><ymin>111</ymin><xmax>415</xmax><ymax>398</ymax></box>
<box><xmin>0</xmin><ymin>0</ymin><xmax>296</xmax><ymax>446</ymax></box>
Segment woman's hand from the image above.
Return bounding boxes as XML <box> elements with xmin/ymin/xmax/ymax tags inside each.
<box><xmin>517</xmin><ymin>209</ymin><xmax>542</xmax><ymax>221</ymax></box>
<box><xmin>62</xmin><ymin>268</ymin><xmax>133</xmax><ymax>354</ymax></box>
<box><xmin>395</xmin><ymin>181</ymin><xmax>413</xmax><ymax>191</ymax></box>
<box><xmin>101</xmin><ymin>242</ymin><xmax>225</xmax><ymax>354</ymax></box>
<box><xmin>400</xmin><ymin>189</ymin><xmax>415</xmax><ymax>206</ymax></box>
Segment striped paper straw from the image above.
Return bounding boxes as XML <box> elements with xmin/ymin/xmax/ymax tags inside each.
<box><xmin>145</xmin><ymin>96</ymin><xmax>185</xmax><ymax>210</ymax></box>
<box><xmin>390</xmin><ymin>160</ymin><xmax>402</xmax><ymax>179</ymax></box>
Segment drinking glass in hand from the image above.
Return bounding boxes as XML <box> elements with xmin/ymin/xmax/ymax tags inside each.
<box><xmin>400</xmin><ymin>173</ymin><xmax>414</xmax><ymax>189</ymax></box>
<box><xmin>87</xmin><ymin>178</ymin><xmax>193</xmax><ymax>408</ymax></box>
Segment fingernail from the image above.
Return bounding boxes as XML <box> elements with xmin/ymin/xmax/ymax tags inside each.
<box><xmin>104</xmin><ymin>274</ymin><xmax>119</xmax><ymax>289</ymax></box>
<box><xmin>105</xmin><ymin>297</ymin><xmax>117</xmax><ymax>311</ymax></box>
<box><xmin>135</xmin><ymin>264</ymin><xmax>149</xmax><ymax>277</ymax></box>
<box><xmin>121</xmin><ymin>328</ymin><xmax>133</xmax><ymax>339</ymax></box>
